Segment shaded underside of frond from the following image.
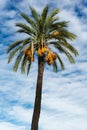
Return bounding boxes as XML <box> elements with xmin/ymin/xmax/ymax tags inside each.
<box><xmin>56</xmin><ymin>54</ymin><xmax>65</xmax><ymax>70</ymax></box>
<box><xmin>52</xmin><ymin>60</ymin><xmax>58</xmax><ymax>72</ymax></box>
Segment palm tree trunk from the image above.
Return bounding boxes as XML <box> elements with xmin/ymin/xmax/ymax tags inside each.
<box><xmin>31</xmin><ymin>56</ymin><xmax>45</xmax><ymax>130</ymax></box>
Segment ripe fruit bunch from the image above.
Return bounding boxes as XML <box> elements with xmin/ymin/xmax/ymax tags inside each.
<box><xmin>52</xmin><ymin>52</ymin><xmax>57</xmax><ymax>60</ymax></box>
<box><xmin>37</xmin><ymin>46</ymin><xmax>48</xmax><ymax>56</ymax></box>
<box><xmin>46</xmin><ymin>52</ymin><xmax>57</xmax><ymax>65</ymax></box>
<box><xmin>53</xmin><ymin>31</ymin><xmax>59</xmax><ymax>36</ymax></box>
<box><xmin>46</xmin><ymin>52</ymin><xmax>53</xmax><ymax>65</ymax></box>
<box><xmin>24</xmin><ymin>48</ymin><xmax>35</xmax><ymax>61</ymax></box>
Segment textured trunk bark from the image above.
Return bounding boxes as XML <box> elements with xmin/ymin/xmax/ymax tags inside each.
<box><xmin>31</xmin><ymin>56</ymin><xmax>44</xmax><ymax>130</ymax></box>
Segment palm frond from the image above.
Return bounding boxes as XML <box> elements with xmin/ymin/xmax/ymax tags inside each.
<box><xmin>49</xmin><ymin>42</ymin><xmax>75</xmax><ymax>64</ymax></box>
<box><xmin>41</xmin><ymin>5</ymin><xmax>49</xmax><ymax>25</ymax></box>
<box><xmin>55</xmin><ymin>44</ymin><xmax>75</xmax><ymax>63</ymax></box>
<box><xmin>47</xmin><ymin>41</ymin><xmax>63</xmax><ymax>52</ymax></box>
<box><xmin>16</xmin><ymin>23</ymin><xmax>35</xmax><ymax>36</ymax></box>
<box><xmin>45</xmin><ymin>9</ymin><xmax>59</xmax><ymax>24</ymax></box>
<box><xmin>56</xmin><ymin>54</ymin><xmax>65</xmax><ymax>70</ymax></box>
<box><xmin>13</xmin><ymin>51</ymin><xmax>24</xmax><ymax>72</ymax></box>
<box><xmin>44</xmin><ymin>17</ymin><xmax>59</xmax><ymax>36</ymax></box>
<box><xmin>8</xmin><ymin>47</ymin><xmax>20</xmax><ymax>63</ymax></box>
<box><xmin>56</xmin><ymin>21</ymin><xmax>69</xmax><ymax>28</ymax></box>
<box><xmin>21</xmin><ymin>55</ymin><xmax>28</xmax><ymax>74</ymax></box>
<box><xmin>7</xmin><ymin>38</ymin><xmax>30</xmax><ymax>53</ymax></box>
<box><xmin>52</xmin><ymin>60</ymin><xmax>58</xmax><ymax>72</ymax></box>
<box><xmin>7</xmin><ymin>40</ymin><xmax>23</xmax><ymax>53</ymax></box>
<box><xmin>60</xmin><ymin>29</ymin><xmax>77</xmax><ymax>40</ymax></box>
<box><xmin>20</xmin><ymin>12</ymin><xmax>36</xmax><ymax>28</ymax></box>
<box><xmin>27</xmin><ymin>61</ymin><xmax>31</xmax><ymax>75</ymax></box>
<box><xmin>16</xmin><ymin>29</ymin><xmax>30</xmax><ymax>35</ymax></box>
<box><xmin>48</xmin><ymin>8</ymin><xmax>60</xmax><ymax>19</ymax></box>
<box><xmin>30</xmin><ymin>6</ymin><xmax>39</xmax><ymax>24</ymax></box>
<box><xmin>50</xmin><ymin>21</ymin><xmax>69</xmax><ymax>32</ymax></box>
<box><xmin>59</xmin><ymin>41</ymin><xmax>79</xmax><ymax>56</ymax></box>
<box><xmin>64</xmin><ymin>49</ymin><xmax>75</xmax><ymax>63</ymax></box>
<box><xmin>44</xmin><ymin>8</ymin><xmax>59</xmax><ymax>33</ymax></box>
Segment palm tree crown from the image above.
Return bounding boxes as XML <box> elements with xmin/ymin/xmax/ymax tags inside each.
<box><xmin>7</xmin><ymin>5</ymin><xmax>78</xmax><ymax>74</ymax></box>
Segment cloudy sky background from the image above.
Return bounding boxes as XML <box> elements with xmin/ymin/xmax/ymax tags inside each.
<box><xmin>0</xmin><ymin>0</ymin><xmax>87</xmax><ymax>130</ymax></box>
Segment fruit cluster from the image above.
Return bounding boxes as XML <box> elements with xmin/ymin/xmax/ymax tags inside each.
<box><xmin>46</xmin><ymin>52</ymin><xmax>57</xmax><ymax>65</ymax></box>
<box><xmin>24</xmin><ymin>45</ymin><xmax>57</xmax><ymax>65</ymax></box>
<box><xmin>53</xmin><ymin>31</ymin><xmax>59</xmax><ymax>36</ymax></box>
<box><xmin>37</xmin><ymin>46</ymin><xmax>48</xmax><ymax>56</ymax></box>
<box><xmin>24</xmin><ymin>48</ymin><xmax>35</xmax><ymax>61</ymax></box>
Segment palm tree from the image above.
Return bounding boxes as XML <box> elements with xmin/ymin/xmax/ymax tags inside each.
<box><xmin>7</xmin><ymin>5</ymin><xmax>78</xmax><ymax>130</ymax></box>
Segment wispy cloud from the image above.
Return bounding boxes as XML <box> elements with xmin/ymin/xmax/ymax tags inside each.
<box><xmin>0</xmin><ymin>122</ymin><xmax>25</xmax><ymax>130</ymax></box>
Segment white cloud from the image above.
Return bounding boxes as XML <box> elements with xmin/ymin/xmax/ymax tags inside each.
<box><xmin>40</xmin><ymin>113</ymin><xmax>87</xmax><ymax>130</ymax></box>
<box><xmin>58</xmin><ymin>9</ymin><xmax>87</xmax><ymax>43</ymax></box>
<box><xmin>82</xmin><ymin>7</ymin><xmax>87</xmax><ymax>14</ymax></box>
<box><xmin>9</xmin><ymin>106</ymin><xmax>33</xmax><ymax>123</ymax></box>
<box><xmin>0</xmin><ymin>0</ymin><xmax>8</xmax><ymax>10</ymax></box>
<box><xmin>0</xmin><ymin>122</ymin><xmax>25</xmax><ymax>130</ymax></box>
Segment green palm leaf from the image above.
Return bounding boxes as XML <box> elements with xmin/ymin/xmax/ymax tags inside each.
<box><xmin>41</xmin><ymin>5</ymin><xmax>49</xmax><ymax>25</ymax></box>
<box><xmin>7</xmin><ymin>40</ymin><xmax>23</xmax><ymax>53</ymax></box>
<box><xmin>13</xmin><ymin>51</ymin><xmax>24</xmax><ymax>72</ymax></box>
<box><xmin>56</xmin><ymin>54</ymin><xmax>65</xmax><ymax>70</ymax></box>
<box><xmin>59</xmin><ymin>41</ymin><xmax>79</xmax><ymax>56</ymax></box>
<box><xmin>55</xmin><ymin>44</ymin><xmax>75</xmax><ymax>63</ymax></box>
<box><xmin>60</xmin><ymin>29</ymin><xmax>77</xmax><ymax>40</ymax></box>
<box><xmin>7</xmin><ymin>38</ymin><xmax>30</xmax><ymax>53</ymax></box>
<box><xmin>30</xmin><ymin>6</ymin><xmax>39</xmax><ymax>24</ymax></box>
<box><xmin>48</xmin><ymin>8</ymin><xmax>60</xmax><ymax>19</ymax></box>
<box><xmin>52</xmin><ymin>60</ymin><xmax>58</xmax><ymax>72</ymax></box>
<box><xmin>21</xmin><ymin>55</ymin><xmax>28</xmax><ymax>74</ymax></box>
<box><xmin>20</xmin><ymin>12</ymin><xmax>36</xmax><ymax>28</ymax></box>
<box><xmin>8</xmin><ymin>47</ymin><xmax>20</xmax><ymax>63</ymax></box>
<box><xmin>16</xmin><ymin>29</ymin><xmax>30</xmax><ymax>35</ymax></box>
<box><xmin>44</xmin><ymin>8</ymin><xmax>59</xmax><ymax>32</ymax></box>
<box><xmin>49</xmin><ymin>41</ymin><xmax>76</xmax><ymax>64</ymax></box>
<box><xmin>27</xmin><ymin>61</ymin><xmax>31</xmax><ymax>75</ymax></box>
<box><xmin>16</xmin><ymin>23</ymin><xmax>35</xmax><ymax>36</ymax></box>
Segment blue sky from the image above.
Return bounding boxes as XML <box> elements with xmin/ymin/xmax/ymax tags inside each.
<box><xmin>0</xmin><ymin>0</ymin><xmax>87</xmax><ymax>130</ymax></box>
